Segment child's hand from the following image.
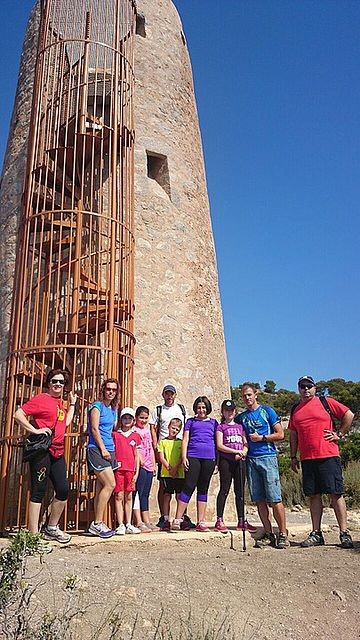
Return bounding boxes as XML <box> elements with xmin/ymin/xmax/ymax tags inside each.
<box><xmin>169</xmin><ymin>467</ymin><xmax>177</xmax><ymax>478</ymax></box>
<box><xmin>182</xmin><ymin>457</ymin><xmax>189</xmax><ymax>471</ymax></box>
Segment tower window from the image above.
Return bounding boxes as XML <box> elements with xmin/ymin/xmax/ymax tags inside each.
<box><xmin>136</xmin><ymin>13</ymin><xmax>146</xmax><ymax>37</ymax></box>
<box><xmin>146</xmin><ymin>152</ymin><xmax>171</xmax><ymax>199</ymax></box>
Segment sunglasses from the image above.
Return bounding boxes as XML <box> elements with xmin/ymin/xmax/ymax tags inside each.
<box><xmin>105</xmin><ymin>387</ymin><xmax>117</xmax><ymax>392</ymax></box>
<box><xmin>299</xmin><ymin>384</ymin><xmax>314</xmax><ymax>390</ymax></box>
<box><xmin>50</xmin><ymin>379</ymin><xmax>65</xmax><ymax>385</ymax></box>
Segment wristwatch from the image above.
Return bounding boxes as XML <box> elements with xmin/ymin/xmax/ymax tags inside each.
<box><xmin>262</xmin><ymin>435</ymin><xmax>267</xmax><ymax>442</ymax></box>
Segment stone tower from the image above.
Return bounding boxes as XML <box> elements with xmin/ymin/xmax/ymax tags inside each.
<box><xmin>0</xmin><ymin>0</ymin><xmax>230</xmax><ymax>414</ymax></box>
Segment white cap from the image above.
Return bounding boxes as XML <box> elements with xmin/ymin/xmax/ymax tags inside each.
<box><xmin>120</xmin><ymin>407</ymin><xmax>135</xmax><ymax>419</ymax></box>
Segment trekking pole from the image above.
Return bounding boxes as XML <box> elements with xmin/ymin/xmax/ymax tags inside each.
<box><xmin>240</xmin><ymin>458</ymin><xmax>246</xmax><ymax>552</ymax></box>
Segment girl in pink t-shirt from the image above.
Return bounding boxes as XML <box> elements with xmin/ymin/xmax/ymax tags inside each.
<box><xmin>215</xmin><ymin>399</ymin><xmax>257</xmax><ymax>534</ymax></box>
<box><xmin>132</xmin><ymin>406</ymin><xmax>157</xmax><ymax>532</ymax></box>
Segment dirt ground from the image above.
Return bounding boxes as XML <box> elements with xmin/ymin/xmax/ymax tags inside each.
<box><xmin>7</xmin><ymin>508</ymin><xmax>359</xmax><ymax>640</ymax></box>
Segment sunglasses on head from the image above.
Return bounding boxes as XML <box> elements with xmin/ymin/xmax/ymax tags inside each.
<box><xmin>299</xmin><ymin>383</ymin><xmax>314</xmax><ymax>390</ymax></box>
<box><xmin>50</xmin><ymin>379</ymin><xmax>65</xmax><ymax>385</ymax></box>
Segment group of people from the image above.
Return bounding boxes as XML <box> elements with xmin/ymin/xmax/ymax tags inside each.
<box><xmin>14</xmin><ymin>372</ymin><xmax>355</xmax><ymax>551</ymax></box>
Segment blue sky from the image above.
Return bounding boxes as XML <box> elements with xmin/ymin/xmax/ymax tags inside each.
<box><xmin>1</xmin><ymin>1</ymin><xmax>359</xmax><ymax>391</ymax></box>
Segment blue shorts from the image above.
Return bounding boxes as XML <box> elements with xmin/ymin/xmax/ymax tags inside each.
<box><xmin>246</xmin><ymin>456</ymin><xmax>282</xmax><ymax>504</ymax></box>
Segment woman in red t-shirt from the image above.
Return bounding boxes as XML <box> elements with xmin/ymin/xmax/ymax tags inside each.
<box><xmin>14</xmin><ymin>368</ymin><xmax>77</xmax><ymax>545</ymax></box>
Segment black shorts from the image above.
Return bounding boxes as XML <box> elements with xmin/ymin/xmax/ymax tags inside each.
<box><xmin>162</xmin><ymin>477</ymin><xmax>185</xmax><ymax>495</ymax></box>
<box><xmin>301</xmin><ymin>456</ymin><xmax>344</xmax><ymax>496</ymax></box>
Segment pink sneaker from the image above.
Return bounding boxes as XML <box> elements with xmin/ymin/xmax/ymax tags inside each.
<box><xmin>214</xmin><ymin>518</ymin><xmax>228</xmax><ymax>533</ymax></box>
<box><xmin>195</xmin><ymin>522</ymin><xmax>210</xmax><ymax>532</ymax></box>
<box><xmin>237</xmin><ymin>518</ymin><xmax>257</xmax><ymax>533</ymax></box>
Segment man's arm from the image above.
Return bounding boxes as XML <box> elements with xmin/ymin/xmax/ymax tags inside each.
<box><xmin>249</xmin><ymin>421</ymin><xmax>284</xmax><ymax>443</ymax></box>
<box><xmin>324</xmin><ymin>408</ymin><xmax>354</xmax><ymax>442</ymax></box>
<box><xmin>290</xmin><ymin>430</ymin><xmax>299</xmax><ymax>473</ymax></box>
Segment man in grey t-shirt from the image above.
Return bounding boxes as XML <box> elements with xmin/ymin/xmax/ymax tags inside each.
<box><xmin>150</xmin><ymin>384</ymin><xmax>192</xmax><ymax>529</ymax></box>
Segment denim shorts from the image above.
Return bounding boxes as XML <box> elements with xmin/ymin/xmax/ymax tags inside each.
<box><xmin>246</xmin><ymin>456</ymin><xmax>282</xmax><ymax>503</ymax></box>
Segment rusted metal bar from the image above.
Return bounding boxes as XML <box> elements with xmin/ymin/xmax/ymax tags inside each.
<box><xmin>0</xmin><ymin>0</ymin><xmax>136</xmax><ymax>532</ymax></box>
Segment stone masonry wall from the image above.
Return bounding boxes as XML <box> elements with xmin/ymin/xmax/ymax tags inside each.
<box><xmin>133</xmin><ymin>0</ymin><xmax>230</xmax><ymax>413</ymax></box>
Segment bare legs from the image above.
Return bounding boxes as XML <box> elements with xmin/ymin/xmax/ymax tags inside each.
<box><xmin>28</xmin><ymin>498</ymin><xmax>67</xmax><ymax>533</ymax></box>
<box><xmin>257</xmin><ymin>500</ymin><xmax>287</xmax><ymax>534</ymax></box>
<box><xmin>115</xmin><ymin>491</ymin><xmax>132</xmax><ymax>525</ymax></box>
<box><xmin>48</xmin><ymin>498</ymin><xmax>67</xmax><ymax>527</ymax></box>
<box><xmin>310</xmin><ymin>493</ymin><xmax>348</xmax><ymax>532</ymax></box>
<box><xmin>94</xmin><ymin>468</ymin><xmax>115</xmax><ymax>523</ymax></box>
<box><xmin>28</xmin><ymin>502</ymin><xmax>42</xmax><ymax>533</ymax></box>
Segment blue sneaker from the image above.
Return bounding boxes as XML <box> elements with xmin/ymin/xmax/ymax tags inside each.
<box><xmin>88</xmin><ymin>521</ymin><xmax>114</xmax><ymax>538</ymax></box>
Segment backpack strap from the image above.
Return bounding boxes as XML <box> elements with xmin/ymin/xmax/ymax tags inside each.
<box><xmin>290</xmin><ymin>401</ymin><xmax>300</xmax><ymax>419</ymax></box>
<box><xmin>319</xmin><ymin>395</ymin><xmax>336</xmax><ymax>429</ymax></box>
<box><xmin>178</xmin><ymin>403</ymin><xmax>186</xmax><ymax>426</ymax></box>
<box><xmin>156</xmin><ymin>405</ymin><xmax>162</xmax><ymax>430</ymax></box>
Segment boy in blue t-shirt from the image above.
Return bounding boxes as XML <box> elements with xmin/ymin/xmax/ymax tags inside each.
<box><xmin>235</xmin><ymin>383</ymin><xmax>288</xmax><ymax>549</ymax></box>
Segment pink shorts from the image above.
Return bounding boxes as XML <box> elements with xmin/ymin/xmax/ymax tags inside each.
<box><xmin>114</xmin><ymin>469</ymin><xmax>135</xmax><ymax>493</ymax></box>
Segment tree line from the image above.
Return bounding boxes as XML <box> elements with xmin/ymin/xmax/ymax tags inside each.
<box><xmin>231</xmin><ymin>378</ymin><xmax>360</xmax><ymax>419</ymax></box>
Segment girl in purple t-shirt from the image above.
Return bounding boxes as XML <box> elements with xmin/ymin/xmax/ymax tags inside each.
<box><xmin>215</xmin><ymin>399</ymin><xmax>257</xmax><ymax>534</ymax></box>
<box><xmin>171</xmin><ymin>396</ymin><xmax>217</xmax><ymax>532</ymax></box>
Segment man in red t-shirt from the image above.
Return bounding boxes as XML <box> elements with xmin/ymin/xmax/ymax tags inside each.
<box><xmin>289</xmin><ymin>375</ymin><xmax>354</xmax><ymax>549</ymax></box>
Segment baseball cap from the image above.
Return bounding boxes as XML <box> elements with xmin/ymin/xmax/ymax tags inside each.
<box><xmin>163</xmin><ymin>384</ymin><xmax>176</xmax><ymax>394</ymax></box>
<box><xmin>120</xmin><ymin>407</ymin><xmax>135</xmax><ymax>418</ymax></box>
<box><xmin>221</xmin><ymin>399</ymin><xmax>236</xmax><ymax>411</ymax></box>
<box><xmin>298</xmin><ymin>375</ymin><xmax>315</xmax><ymax>386</ymax></box>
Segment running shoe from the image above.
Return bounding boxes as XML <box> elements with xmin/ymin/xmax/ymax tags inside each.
<box><xmin>146</xmin><ymin>522</ymin><xmax>160</xmax><ymax>531</ymax></box>
<box><xmin>254</xmin><ymin>532</ymin><xmax>276</xmax><ymax>548</ymax></box>
<box><xmin>156</xmin><ymin>515</ymin><xmax>165</xmax><ymax>528</ymax></box>
<box><xmin>276</xmin><ymin>532</ymin><xmax>289</xmax><ymax>549</ymax></box>
<box><xmin>114</xmin><ymin>523</ymin><xmax>126</xmax><ymax>535</ymax></box>
<box><xmin>161</xmin><ymin>520</ymin><xmax>170</xmax><ymax>532</ymax></box>
<box><xmin>236</xmin><ymin>518</ymin><xmax>257</xmax><ymax>533</ymax></box>
<box><xmin>214</xmin><ymin>518</ymin><xmax>228</xmax><ymax>533</ymax></box>
<box><xmin>125</xmin><ymin>523</ymin><xmax>141</xmax><ymax>534</ymax></box>
<box><xmin>180</xmin><ymin>519</ymin><xmax>192</xmax><ymax>531</ymax></box>
<box><xmin>43</xmin><ymin>525</ymin><xmax>71</xmax><ymax>544</ymax></box>
<box><xmin>339</xmin><ymin>530</ymin><xmax>354</xmax><ymax>549</ymax></box>
<box><xmin>137</xmin><ymin>522</ymin><xmax>152</xmax><ymax>533</ymax></box>
<box><xmin>195</xmin><ymin>522</ymin><xmax>210</xmax><ymax>532</ymax></box>
<box><xmin>182</xmin><ymin>514</ymin><xmax>196</xmax><ymax>529</ymax></box>
<box><xmin>171</xmin><ymin>518</ymin><xmax>182</xmax><ymax>531</ymax></box>
<box><xmin>88</xmin><ymin>521</ymin><xmax>115</xmax><ymax>538</ymax></box>
<box><xmin>300</xmin><ymin>530</ymin><xmax>325</xmax><ymax>548</ymax></box>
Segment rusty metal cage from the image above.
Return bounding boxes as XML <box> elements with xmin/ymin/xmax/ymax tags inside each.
<box><xmin>0</xmin><ymin>0</ymin><xmax>136</xmax><ymax>532</ymax></box>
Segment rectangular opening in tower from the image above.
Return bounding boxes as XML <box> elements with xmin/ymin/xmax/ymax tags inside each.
<box><xmin>146</xmin><ymin>151</ymin><xmax>171</xmax><ymax>200</ymax></box>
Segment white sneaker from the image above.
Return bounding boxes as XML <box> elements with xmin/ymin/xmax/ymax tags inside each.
<box><xmin>115</xmin><ymin>523</ymin><xmax>126</xmax><ymax>535</ymax></box>
<box><xmin>125</xmin><ymin>523</ymin><xmax>141</xmax><ymax>534</ymax></box>
<box><xmin>43</xmin><ymin>525</ymin><xmax>71</xmax><ymax>544</ymax></box>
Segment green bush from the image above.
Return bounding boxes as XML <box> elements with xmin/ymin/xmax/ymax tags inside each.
<box><xmin>280</xmin><ymin>469</ymin><xmax>306</xmax><ymax>508</ymax></box>
<box><xmin>343</xmin><ymin>460</ymin><xmax>360</xmax><ymax>508</ymax></box>
<box><xmin>340</xmin><ymin>433</ymin><xmax>360</xmax><ymax>466</ymax></box>
<box><xmin>278</xmin><ymin>455</ymin><xmax>291</xmax><ymax>475</ymax></box>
